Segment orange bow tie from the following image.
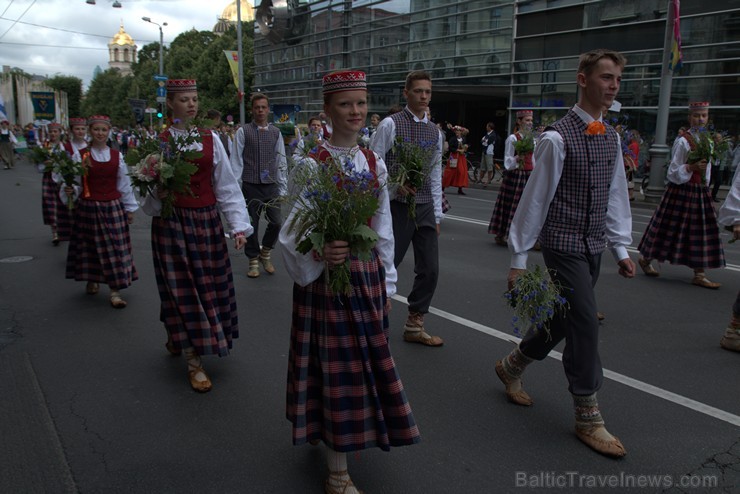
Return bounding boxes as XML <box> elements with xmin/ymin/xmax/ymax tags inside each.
<box><xmin>585</xmin><ymin>121</ymin><xmax>606</xmax><ymax>135</ymax></box>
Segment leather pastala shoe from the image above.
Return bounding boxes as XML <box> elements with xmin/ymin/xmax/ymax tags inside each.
<box><xmin>495</xmin><ymin>360</ymin><xmax>533</xmax><ymax>406</ymax></box>
<box><xmin>575</xmin><ymin>425</ymin><xmax>626</xmax><ymax>458</ymax></box>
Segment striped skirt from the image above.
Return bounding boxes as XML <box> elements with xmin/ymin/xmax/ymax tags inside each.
<box><xmin>488</xmin><ymin>168</ymin><xmax>531</xmax><ymax>238</ymax></box>
<box><xmin>151</xmin><ymin>205</ymin><xmax>238</xmax><ymax>357</ymax></box>
<box><xmin>638</xmin><ymin>182</ymin><xmax>725</xmax><ymax>269</ymax></box>
<box><xmin>41</xmin><ymin>172</ymin><xmax>72</xmax><ymax>240</ymax></box>
<box><xmin>286</xmin><ymin>251</ymin><xmax>420</xmax><ymax>452</ymax></box>
<box><xmin>65</xmin><ymin>198</ymin><xmax>137</xmax><ymax>289</ymax></box>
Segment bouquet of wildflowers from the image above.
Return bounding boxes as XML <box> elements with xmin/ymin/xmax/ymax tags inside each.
<box><xmin>513</xmin><ymin>131</ymin><xmax>535</xmax><ymax>169</ymax></box>
<box><xmin>288</xmin><ymin>150</ymin><xmax>381</xmax><ymax>296</ymax></box>
<box><xmin>55</xmin><ymin>152</ymin><xmax>87</xmax><ymax>210</ymax></box>
<box><xmin>686</xmin><ymin>128</ymin><xmax>713</xmax><ymax>185</ymax></box>
<box><xmin>31</xmin><ymin>144</ymin><xmax>55</xmax><ymax>172</ymax></box>
<box><xmin>504</xmin><ymin>265</ymin><xmax>569</xmax><ymax>340</ymax></box>
<box><xmin>390</xmin><ymin>136</ymin><xmax>437</xmax><ymax>219</ymax></box>
<box><xmin>125</xmin><ymin>127</ymin><xmax>200</xmax><ymax>218</ymax></box>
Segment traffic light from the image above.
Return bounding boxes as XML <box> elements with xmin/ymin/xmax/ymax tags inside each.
<box><xmin>156</xmin><ymin>103</ymin><xmax>164</xmax><ymax>119</ymax></box>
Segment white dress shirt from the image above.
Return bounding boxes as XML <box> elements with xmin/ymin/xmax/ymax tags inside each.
<box><xmin>369</xmin><ymin>107</ymin><xmax>444</xmax><ymax>223</ymax></box>
<box><xmin>667</xmin><ymin>136</ymin><xmax>712</xmax><ymax>185</ymax></box>
<box><xmin>503</xmin><ymin>133</ymin><xmax>537</xmax><ymax>171</ymax></box>
<box><xmin>508</xmin><ymin>105</ymin><xmax>632</xmax><ymax>269</ymax></box>
<box><xmin>279</xmin><ymin>143</ymin><xmax>397</xmax><ymax>296</ymax></box>
<box><xmin>718</xmin><ymin>166</ymin><xmax>740</xmax><ymax>227</ymax></box>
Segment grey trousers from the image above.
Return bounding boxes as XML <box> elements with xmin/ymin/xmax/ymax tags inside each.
<box><xmin>519</xmin><ymin>247</ymin><xmax>603</xmax><ymax>395</ymax></box>
<box><xmin>242</xmin><ymin>182</ymin><xmax>282</xmax><ymax>260</ymax></box>
<box><xmin>391</xmin><ymin>200</ymin><xmax>439</xmax><ymax>314</ymax></box>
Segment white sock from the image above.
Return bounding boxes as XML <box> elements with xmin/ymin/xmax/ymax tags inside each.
<box><xmin>326</xmin><ymin>450</ymin><xmax>359</xmax><ymax>494</ymax></box>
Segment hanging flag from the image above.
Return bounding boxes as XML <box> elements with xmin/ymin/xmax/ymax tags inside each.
<box><xmin>669</xmin><ymin>0</ymin><xmax>682</xmax><ymax>71</ymax></box>
<box><xmin>0</xmin><ymin>91</ymin><xmax>7</xmax><ymax>121</ymax></box>
<box><xmin>223</xmin><ymin>50</ymin><xmax>240</xmax><ymax>88</ymax></box>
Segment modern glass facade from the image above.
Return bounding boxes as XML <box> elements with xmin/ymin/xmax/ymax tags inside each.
<box><xmin>253</xmin><ymin>0</ymin><xmax>740</xmax><ymax>155</ymax></box>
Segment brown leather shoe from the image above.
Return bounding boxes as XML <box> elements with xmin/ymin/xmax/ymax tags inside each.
<box><xmin>692</xmin><ymin>275</ymin><xmax>721</xmax><ymax>289</ymax></box>
<box><xmin>403</xmin><ymin>330</ymin><xmax>444</xmax><ymax>346</ymax></box>
<box><xmin>638</xmin><ymin>258</ymin><xmax>659</xmax><ymax>277</ymax></box>
<box><xmin>494</xmin><ymin>236</ymin><xmax>507</xmax><ymax>247</ymax></box>
<box><xmin>597</xmin><ymin>312</ymin><xmax>605</xmax><ymax>321</ymax></box>
<box><xmin>188</xmin><ymin>366</ymin><xmax>212</xmax><ymax>393</ymax></box>
<box><xmin>720</xmin><ymin>327</ymin><xmax>740</xmax><ymax>352</ymax></box>
<box><xmin>495</xmin><ymin>360</ymin><xmax>533</xmax><ymax>406</ymax></box>
<box><xmin>575</xmin><ymin>425</ymin><xmax>627</xmax><ymax>458</ymax></box>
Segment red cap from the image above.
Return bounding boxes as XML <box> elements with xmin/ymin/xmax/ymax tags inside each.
<box><xmin>69</xmin><ymin>117</ymin><xmax>86</xmax><ymax>127</ymax></box>
<box><xmin>87</xmin><ymin>115</ymin><xmax>111</xmax><ymax>127</ymax></box>
<box><xmin>516</xmin><ymin>110</ymin><xmax>533</xmax><ymax>118</ymax></box>
<box><xmin>166</xmin><ymin>79</ymin><xmax>197</xmax><ymax>93</ymax></box>
<box><xmin>688</xmin><ymin>101</ymin><xmax>709</xmax><ymax>111</ymax></box>
<box><xmin>322</xmin><ymin>71</ymin><xmax>367</xmax><ymax>95</ymax></box>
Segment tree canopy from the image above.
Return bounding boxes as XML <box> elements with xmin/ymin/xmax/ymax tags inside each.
<box><xmin>82</xmin><ymin>23</ymin><xmax>254</xmax><ymax>127</ymax></box>
<box><xmin>46</xmin><ymin>75</ymin><xmax>83</xmax><ymax>121</ymax></box>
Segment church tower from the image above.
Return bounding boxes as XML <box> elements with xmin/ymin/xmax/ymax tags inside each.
<box><xmin>108</xmin><ymin>23</ymin><xmax>137</xmax><ymax>76</ymax></box>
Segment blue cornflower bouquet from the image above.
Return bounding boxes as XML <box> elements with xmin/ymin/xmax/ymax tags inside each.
<box><xmin>125</xmin><ymin>127</ymin><xmax>200</xmax><ymax>219</ymax></box>
<box><xmin>504</xmin><ymin>265</ymin><xmax>569</xmax><ymax>340</ymax></box>
<box><xmin>391</xmin><ymin>136</ymin><xmax>437</xmax><ymax>219</ymax></box>
<box><xmin>288</xmin><ymin>149</ymin><xmax>381</xmax><ymax>296</ymax></box>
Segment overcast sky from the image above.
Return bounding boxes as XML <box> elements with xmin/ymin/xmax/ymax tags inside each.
<box><xmin>0</xmin><ymin>0</ymin><xmax>255</xmax><ymax>89</ymax></box>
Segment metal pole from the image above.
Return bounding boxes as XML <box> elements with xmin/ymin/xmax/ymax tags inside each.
<box><xmin>644</xmin><ymin>0</ymin><xmax>676</xmax><ymax>203</ymax></box>
<box><xmin>236</xmin><ymin>0</ymin><xmax>246</xmax><ymax>126</ymax></box>
<box><xmin>159</xmin><ymin>26</ymin><xmax>165</xmax><ymax>127</ymax></box>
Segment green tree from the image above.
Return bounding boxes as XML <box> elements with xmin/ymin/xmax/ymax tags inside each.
<box><xmin>46</xmin><ymin>75</ymin><xmax>83</xmax><ymax>120</ymax></box>
<box><xmin>81</xmin><ymin>69</ymin><xmax>137</xmax><ymax>127</ymax></box>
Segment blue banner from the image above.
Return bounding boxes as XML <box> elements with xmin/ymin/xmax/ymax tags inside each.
<box><xmin>30</xmin><ymin>92</ymin><xmax>55</xmax><ymax>120</ymax></box>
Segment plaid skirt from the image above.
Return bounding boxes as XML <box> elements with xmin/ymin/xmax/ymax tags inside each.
<box><xmin>638</xmin><ymin>182</ymin><xmax>725</xmax><ymax>269</ymax></box>
<box><xmin>65</xmin><ymin>198</ymin><xmax>137</xmax><ymax>289</ymax></box>
<box><xmin>151</xmin><ymin>205</ymin><xmax>238</xmax><ymax>357</ymax></box>
<box><xmin>41</xmin><ymin>172</ymin><xmax>72</xmax><ymax>240</ymax></box>
<box><xmin>286</xmin><ymin>252</ymin><xmax>420</xmax><ymax>452</ymax></box>
<box><xmin>488</xmin><ymin>169</ymin><xmax>531</xmax><ymax>237</ymax></box>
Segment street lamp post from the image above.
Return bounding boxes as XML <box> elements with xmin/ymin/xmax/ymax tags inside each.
<box><xmin>142</xmin><ymin>16</ymin><xmax>167</xmax><ymax>126</ymax></box>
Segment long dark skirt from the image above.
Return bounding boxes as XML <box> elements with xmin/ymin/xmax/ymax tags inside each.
<box><xmin>65</xmin><ymin>198</ymin><xmax>137</xmax><ymax>289</ymax></box>
<box><xmin>286</xmin><ymin>252</ymin><xmax>420</xmax><ymax>452</ymax></box>
<box><xmin>42</xmin><ymin>172</ymin><xmax>72</xmax><ymax>240</ymax></box>
<box><xmin>151</xmin><ymin>205</ymin><xmax>238</xmax><ymax>357</ymax></box>
<box><xmin>638</xmin><ymin>182</ymin><xmax>725</xmax><ymax>269</ymax></box>
<box><xmin>488</xmin><ymin>168</ymin><xmax>531</xmax><ymax>238</ymax></box>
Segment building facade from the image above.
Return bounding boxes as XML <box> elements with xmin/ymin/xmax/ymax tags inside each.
<box><xmin>253</xmin><ymin>0</ymin><xmax>740</xmax><ymax>156</ymax></box>
<box><xmin>108</xmin><ymin>23</ymin><xmax>137</xmax><ymax>76</ymax></box>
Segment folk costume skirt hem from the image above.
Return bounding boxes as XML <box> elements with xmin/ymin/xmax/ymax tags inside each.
<box><xmin>42</xmin><ymin>172</ymin><xmax>72</xmax><ymax>239</ymax></box>
<box><xmin>488</xmin><ymin>168</ymin><xmax>531</xmax><ymax>237</ymax></box>
<box><xmin>151</xmin><ymin>205</ymin><xmax>238</xmax><ymax>357</ymax></box>
<box><xmin>637</xmin><ymin>182</ymin><xmax>725</xmax><ymax>269</ymax></box>
<box><xmin>286</xmin><ymin>252</ymin><xmax>420</xmax><ymax>453</ymax></box>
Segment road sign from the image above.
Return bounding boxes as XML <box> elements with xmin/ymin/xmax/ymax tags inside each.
<box><xmin>153</xmin><ymin>74</ymin><xmax>167</xmax><ymax>81</ymax></box>
<box><xmin>144</xmin><ymin>108</ymin><xmax>157</xmax><ymax>114</ymax></box>
<box><xmin>157</xmin><ymin>87</ymin><xmax>166</xmax><ymax>98</ymax></box>
<box><xmin>156</xmin><ymin>96</ymin><xmax>166</xmax><ymax>103</ymax></box>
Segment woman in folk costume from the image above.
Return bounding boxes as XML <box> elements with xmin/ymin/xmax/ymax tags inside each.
<box><xmin>140</xmin><ymin>79</ymin><xmax>252</xmax><ymax>393</ymax></box>
<box><xmin>279</xmin><ymin>70</ymin><xmax>419</xmax><ymax>494</ymax></box>
<box><xmin>488</xmin><ymin>110</ymin><xmax>536</xmax><ymax>247</ymax></box>
<box><xmin>442</xmin><ymin>125</ymin><xmax>469</xmax><ymax>194</ymax></box>
<box><xmin>0</xmin><ymin>119</ymin><xmax>18</xmax><ymax>169</ymax></box>
<box><xmin>38</xmin><ymin>123</ymin><xmax>73</xmax><ymax>246</ymax></box>
<box><xmin>637</xmin><ymin>101</ymin><xmax>725</xmax><ymax>288</ymax></box>
<box><xmin>63</xmin><ymin>115</ymin><xmax>138</xmax><ymax>308</ymax></box>
<box><xmin>64</xmin><ymin>117</ymin><xmax>88</xmax><ymax>157</ymax></box>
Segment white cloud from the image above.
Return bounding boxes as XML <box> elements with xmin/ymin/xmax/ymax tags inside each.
<box><xmin>0</xmin><ymin>0</ymin><xmax>254</xmax><ymax>89</ymax></box>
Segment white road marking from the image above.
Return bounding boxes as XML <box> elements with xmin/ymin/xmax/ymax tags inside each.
<box><xmin>392</xmin><ymin>294</ymin><xmax>740</xmax><ymax>428</ymax></box>
<box><xmin>443</xmin><ymin>215</ymin><xmax>740</xmax><ymax>272</ymax></box>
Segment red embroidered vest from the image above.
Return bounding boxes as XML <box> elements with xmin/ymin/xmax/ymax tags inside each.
<box><xmin>160</xmin><ymin>129</ymin><xmax>216</xmax><ymax>208</ymax></box>
<box><xmin>515</xmin><ymin>132</ymin><xmax>534</xmax><ymax>171</ymax></box>
<box><xmin>83</xmin><ymin>149</ymin><xmax>121</xmax><ymax>201</ymax></box>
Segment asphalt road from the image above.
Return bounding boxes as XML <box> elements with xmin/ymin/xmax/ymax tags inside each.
<box><xmin>1</xmin><ymin>158</ymin><xmax>738</xmax><ymax>493</ymax></box>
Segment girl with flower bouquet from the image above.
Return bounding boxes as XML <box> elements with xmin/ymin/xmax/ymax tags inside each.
<box><xmin>488</xmin><ymin>110</ymin><xmax>536</xmax><ymax>247</ymax></box>
<box><xmin>139</xmin><ymin>79</ymin><xmax>252</xmax><ymax>394</ymax></box>
<box><xmin>62</xmin><ymin>115</ymin><xmax>138</xmax><ymax>309</ymax></box>
<box><xmin>279</xmin><ymin>70</ymin><xmax>419</xmax><ymax>494</ymax></box>
<box><xmin>34</xmin><ymin>123</ymin><xmax>73</xmax><ymax>246</ymax></box>
<box><xmin>637</xmin><ymin>101</ymin><xmax>725</xmax><ymax>288</ymax></box>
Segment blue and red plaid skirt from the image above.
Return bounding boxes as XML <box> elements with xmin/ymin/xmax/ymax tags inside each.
<box><xmin>42</xmin><ymin>172</ymin><xmax>72</xmax><ymax>240</ymax></box>
<box><xmin>488</xmin><ymin>168</ymin><xmax>531</xmax><ymax>238</ymax></box>
<box><xmin>151</xmin><ymin>205</ymin><xmax>238</xmax><ymax>357</ymax></box>
<box><xmin>638</xmin><ymin>182</ymin><xmax>725</xmax><ymax>269</ymax></box>
<box><xmin>65</xmin><ymin>198</ymin><xmax>137</xmax><ymax>289</ymax></box>
<box><xmin>286</xmin><ymin>251</ymin><xmax>420</xmax><ymax>452</ymax></box>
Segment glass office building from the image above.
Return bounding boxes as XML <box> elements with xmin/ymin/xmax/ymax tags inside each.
<box><xmin>253</xmin><ymin>0</ymin><xmax>740</xmax><ymax>153</ymax></box>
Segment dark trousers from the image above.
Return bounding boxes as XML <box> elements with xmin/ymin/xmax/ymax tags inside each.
<box><xmin>711</xmin><ymin>164</ymin><xmax>722</xmax><ymax>200</ymax></box>
<box><xmin>242</xmin><ymin>182</ymin><xmax>282</xmax><ymax>259</ymax></box>
<box><xmin>391</xmin><ymin>200</ymin><xmax>439</xmax><ymax>314</ymax></box>
<box><xmin>520</xmin><ymin>247</ymin><xmax>602</xmax><ymax>395</ymax></box>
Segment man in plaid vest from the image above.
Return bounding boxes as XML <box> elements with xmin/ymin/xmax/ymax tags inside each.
<box><xmin>370</xmin><ymin>70</ymin><xmax>445</xmax><ymax>347</ymax></box>
<box><xmin>232</xmin><ymin>93</ymin><xmax>287</xmax><ymax>278</ymax></box>
<box><xmin>494</xmin><ymin>50</ymin><xmax>635</xmax><ymax>458</ymax></box>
